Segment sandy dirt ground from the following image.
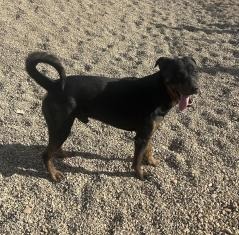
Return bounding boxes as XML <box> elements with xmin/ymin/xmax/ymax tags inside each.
<box><xmin>0</xmin><ymin>0</ymin><xmax>238</xmax><ymax>234</ymax></box>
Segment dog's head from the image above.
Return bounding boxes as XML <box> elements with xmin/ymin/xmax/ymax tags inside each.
<box><xmin>155</xmin><ymin>56</ymin><xmax>199</xmax><ymax>111</ymax></box>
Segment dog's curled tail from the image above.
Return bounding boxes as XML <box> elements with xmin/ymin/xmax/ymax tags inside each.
<box><xmin>25</xmin><ymin>51</ymin><xmax>66</xmax><ymax>92</ymax></box>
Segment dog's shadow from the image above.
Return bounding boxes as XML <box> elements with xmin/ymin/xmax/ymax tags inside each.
<box><xmin>0</xmin><ymin>143</ymin><xmax>134</xmax><ymax>180</ymax></box>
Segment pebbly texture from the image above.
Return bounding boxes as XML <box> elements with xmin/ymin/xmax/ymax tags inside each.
<box><xmin>0</xmin><ymin>0</ymin><xmax>238</xmax><ymax>234</ymax></box>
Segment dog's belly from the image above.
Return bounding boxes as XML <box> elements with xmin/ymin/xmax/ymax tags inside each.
<box><xmin>77</xmin><ymin>105</ymin><xmax>144</xmax><ymax>131</ymax></box>
<box><xmin>92</xmin><ymin>115</ymin><xmax>140</xmax><ymax>131</ymax></box>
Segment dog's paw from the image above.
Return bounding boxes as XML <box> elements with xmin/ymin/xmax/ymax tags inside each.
<box><xmin>143</xmin><ymin>156</ymin><xmax>159</xmax><ymax>167</ymax></box>
<box><xmin>132</xmin><ymin>163</ymin><xmax>146</xmax><ymax>180</ymax></box>
<box><xmin>50</xmin><ymin>170</ymin><xmax>64</xmax><ymax>182</ymax></box>
<box><xmin>135</xmin><ymin>168</ymin><xmax>145</xmax><ymax>180</ymax></box>
<box><xmin>147</xmin><ymin>157</ymin><xmax>159</xmax><ymax>167</ymax></box>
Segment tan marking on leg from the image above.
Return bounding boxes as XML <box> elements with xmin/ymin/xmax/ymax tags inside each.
<box><xmin>43</xmin><ymin>145</ymin><xmax>64</xmax><ymax>182</ymax></box>
<box><xmin>144</xmin><ymin>142</ymin><xmax>158</xmax><ymax>167</ymax></box>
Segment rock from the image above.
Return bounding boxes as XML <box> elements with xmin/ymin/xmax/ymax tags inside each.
<box><xmin>23</xmin><ymin>205</ymin><xmax>33</xmax><ymax>214</ymax></box>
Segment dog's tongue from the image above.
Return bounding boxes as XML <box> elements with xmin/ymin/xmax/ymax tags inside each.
<box><xmin>179</xmin><ymin>95</ymin><xmax>190</xmax><ymax>111</ymax></box>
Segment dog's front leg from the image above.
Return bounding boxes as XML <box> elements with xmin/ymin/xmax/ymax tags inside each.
<box><xmin>133</xmin><ymin>124</ymin><xmax>153</xmax><ymax>179</ymax></box>
<box><xmin>133</xmin><ymin>137</ymin><xmax>149</xmax><ymax>179</ymax></box>
<box><xmin>143</xmin><ymin>141</ymin><xmax>158</xmax><ymax>167</ymax></box>
<box><xmin>143</xmin><ymin>116</ymin><xmax>164</xmax><ymax>167</ymax></box>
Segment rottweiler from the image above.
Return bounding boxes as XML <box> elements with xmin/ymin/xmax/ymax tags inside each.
<box><xmin>25</xmin><ymin>52</ymin><xmax>199</xmax><ymax>181</ymax></box>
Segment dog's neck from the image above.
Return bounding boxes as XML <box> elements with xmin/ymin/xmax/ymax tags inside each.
<box><xmin>165</xmin><ymin>86</ymin><xmax>180</xmax><ymax>107</ymax></box>
<box><xmin>153</xmin><ymin>71</ymin><xmax>180</xmax><ymax>107</ymax></box>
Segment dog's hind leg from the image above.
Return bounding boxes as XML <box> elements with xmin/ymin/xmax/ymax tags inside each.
<box><xmin>42</xmin><ymin>96</ymin><xmax>75</xmax><ymax>181</ymax></box>
<box><xmin>43</xmin><ymin>116</ymin><xmax>74</xmax><ymax>181</ymax></box>
<box><xmin>42</xmin><ymin>116</ymin><xmax>74</xmax><ymax>181</ymax></box>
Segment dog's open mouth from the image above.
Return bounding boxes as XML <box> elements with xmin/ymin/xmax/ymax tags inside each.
<box><xmin>179</xmin><ymin>95</ymin><xmax>193</xmax><ymax>111</ymax></box>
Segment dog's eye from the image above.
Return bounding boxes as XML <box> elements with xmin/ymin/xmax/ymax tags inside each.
<box><xmin>188</xmin><ymin>65</ymin><xmax>198</xmax><ymax>75</ymax></box>
<box><xmin>191</xmin><ymin>69</ymin><xmax>198</xmax><ymax>78</ymax></box>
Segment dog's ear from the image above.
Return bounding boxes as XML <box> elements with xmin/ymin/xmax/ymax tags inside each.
<box><xmin>155</xmin><ymin>57</ymin><xmax>171</xmax><ymax>70</ymax></box>
<box><xmin>184</xmin><ymin>56</ymin><xmax>197</xmax><ymax>66</ymax></box>
<box><xmin>190</xmin><ymin>57</ymin><xmax>197</xmax><ymax>65</ymax></box>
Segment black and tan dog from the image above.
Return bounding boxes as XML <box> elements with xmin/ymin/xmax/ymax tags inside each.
<box><xmin>26</xmin><ymin>52</ymin><xmax>199</xmax><ymax>181</ymax></box>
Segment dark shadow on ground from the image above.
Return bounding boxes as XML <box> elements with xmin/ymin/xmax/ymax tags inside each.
<box><xmin>154</xmin><ymin>22</ymin><xmax>238</xmax><ymax>35</ymax></box>
<box><xmin>199</xmin><ymin>65</ymin><xmax>239</xmax><ymax>77</ymax></box>
<box><xmin>0</xmin><ymin>143</ymin><xmax>134</xmax><ymax>180</ymax></box>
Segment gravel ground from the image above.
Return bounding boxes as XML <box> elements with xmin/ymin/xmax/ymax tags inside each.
<box><xmin>0</xmin><ymin>0</ymin><xmax>238</xmax><ymax>234</ymax></box>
